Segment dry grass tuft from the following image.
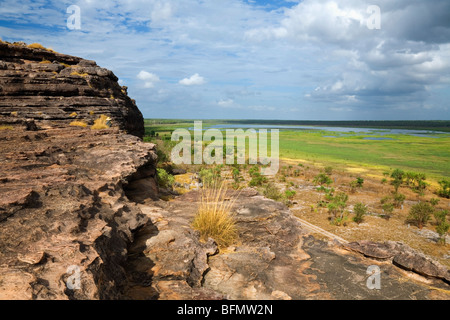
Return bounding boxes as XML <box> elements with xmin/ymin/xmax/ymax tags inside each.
<box><xmin>70</xmin><ymin>121</ymin><xmax>88</xmax><ymax>128</ymax></box>
<box><xmin>0</xmin><ymin>125</ymin><xmax>14</xmax><ymax>131</ymax></box>
<box><xmin>91</xmin><ymin>115</ymin><xmax>110</xmax><ymax>130</ymax></box>
<box><xmin>69</xmin><ymin>112</ymin><xmax>78</xmax><ymax>118</ymax></box>
<box><xmin>39</xmin><ymin>60</ymin><xmax>52</xmax><ymax>64</ymax></box>
<box><xmin>27</xmin><ymin>43</ymin><xmax>46</xmax><ymax>50</ymax></box>
<box><xmin>192</xmin><ymin>179</ymin><xmax>239</xmax><ymax>248</ymax></box>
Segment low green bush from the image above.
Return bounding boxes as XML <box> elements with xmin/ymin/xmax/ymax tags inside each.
<box><xmin>407</xmin><ymin>202</ymin><xmax>433</xmax><ymax>229</ymax></box>
<box><xmin>353</xmin><ymin>202</ymin><xmax>368</xmax><ymax>224</ymax></box>
<box><xmin>157</xmin><ymin>168</ymin><xmax>175</xmax><ymax>189</ymax></box>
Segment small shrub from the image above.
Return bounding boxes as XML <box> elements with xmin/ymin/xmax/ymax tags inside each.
<box><xmin>380</xmin><ymin>196</ymin><xmax>390</xmax><ymax>204</ymax></box>
<box><xmin>284</xmin><ymin>190</ymin><xmax>296</xmax><ymax>200</ymax></box>
<box><xmin>353</xmin><ymin>202</ymin><xmax>368</xmax><ymax>224</ymax></box>
<box><xmin>69</xmin><ymin>121</ymin><xmax>88</xmax><ymax>128</ymax></box>
<box><xmin>327</xmin><ymin>192</ymin><xmax>348</xmax><ymax>225</ymax></box>
<box><xmin>393</xmin><ymin>193</ymin><xmax>406</xmax><ymax>208</ymax></box>
<box><xmin>356</xmin><ymin>177</ymin><xmax>364</xmax><ymax>188</ymax></box>
<box><xmin>313</xmin><ymin>173</ymin><xmax>333</xmax><ymax>186</ymax></box>
<box><xmin>434</xmin><ymin>210</ymin><xmax>449</xmax><ymax>244</ymax></box>
<box><xmin>381</xmin><ymin>178</ymin><xmax>387</xmax><ymax>185</ymax></box>
<box><xmin>437</xmin><ymin>179</ymin><xmax>450</xmax><ymax>199</ymax></box>
<box><xmin>408</xmin><ymin>202</ymin><xmax>433</xmax><ymax>229</ymax></box>
<box><xmin>390</xmin><ymin>169</ymin><xmax>405</xmax><ymax>193</ymax></box>
<box><xmin>382</xmin><ymin>203</ymin><xmax>394</xmax><ymax>218</ymax></box>
<box><xmin>430</xmin><ymin>198</ymin><xmax>440</xmax><ymax>207</ymax></box>
<box><xmin>199</xmin><ymin>168</ymin><xmax>215</xmax><ymax>187</ymax></box>
<box><xmin>248</xmin><ymin>166</ymin><xmax>267</xmax><ymax>187</ymax></box>
<box><xmin>263</xmin><ymin>183</ymin><xmax>282</xmax><ymax>201</ymax></box>
<box><xmin>199</xmin><ymin>167</ymin><xmax>222</xmax><ymax>188</ymax></box>
<box><xmin>324</xmin><ymin>166</ymin><xmax>333</xmax><ymax>176</ymax></box>
<box><xmin>156</xmin><ymin>168</ymin><xmax>175</xmax><ymax>189</ymax></box>
<box><xmin>232</xmin><ymin>167</ymin><xmax>241</xmax><ymax>183</ymax></box>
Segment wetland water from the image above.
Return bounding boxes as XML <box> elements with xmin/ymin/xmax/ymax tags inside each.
<box><xmin>204</xmin><ymin>124</ymin><xmax>450</xmax><ymax>138</ymax></box>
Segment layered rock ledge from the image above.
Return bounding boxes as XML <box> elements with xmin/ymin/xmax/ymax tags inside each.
<box><xmin>0</xmin><ymin>41</ymin><xmax>144</xmax><ymax>137</ymax></box>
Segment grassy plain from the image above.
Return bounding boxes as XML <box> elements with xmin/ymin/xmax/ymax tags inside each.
<box><xmin>144</xmin><ymin>119</ymin><xmax>450</xmax><ymax>182</ymax></box>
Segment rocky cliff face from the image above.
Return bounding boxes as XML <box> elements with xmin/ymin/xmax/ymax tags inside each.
<box><xmin>0</xmin><ymin>41</ymin><xmax>144</xmax><ymax>138</ymax></box>
<box><xmin>0</xmin><ymin>42</ymin><xmax>151</xmax><ymax>299</ymax></box>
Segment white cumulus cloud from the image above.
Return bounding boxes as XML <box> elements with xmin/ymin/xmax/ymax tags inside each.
<box><xmin>137</xmin><ymin>70</ymin><xmax>160</xmax><ymax>88</ymax></box>
<box><xmin>179</xmin><ymin>73</ymin><xmax>206</xmax><ymax>86</ymax></box>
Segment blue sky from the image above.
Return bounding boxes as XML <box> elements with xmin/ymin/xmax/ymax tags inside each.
<box><xmin>1</xmin><ymin>0</ymin><xmax>449</xmax><ymax>120</ymax></box>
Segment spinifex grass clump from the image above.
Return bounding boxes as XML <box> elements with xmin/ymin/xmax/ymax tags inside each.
<box><xmin>70</xmin><ymin>121</ymin><xmax>88</xmax><ymax>128</ymax></box>
<box><xmin>192</xmin><ymin>180</ymin><xmax>238</xmax><ymax>248</ymax></box>
<box><xmin>91</xmin><ymin>115</ymin><xmax>110</xmax><ymax>130</ymax></box>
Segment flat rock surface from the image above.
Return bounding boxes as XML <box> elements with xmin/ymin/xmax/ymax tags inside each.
<box><xmin>132</xmin><ymin>189</ymin><xmax>450</xmax><ymax>300</ymax></box>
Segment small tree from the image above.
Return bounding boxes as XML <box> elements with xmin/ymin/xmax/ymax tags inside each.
<box><xmin>434</xmin><ymin>210</ymin><xmax>449</xmax><ymax>245</ymax></box>
<box><xmin>437</xmin><ymin>179</ymin><xmax>450</xmax><ymax>199</ymax></box>
<box><xmin>328</xmin><ymin>192</ymin><xmax>349</xmax><ymax>225</ymax></box>
<box><xmin>353</xmin><ymin>202</ymin><xmax>368</xmax><ymax>224</ymax></box>
<box><xmin>356</xmin><ymin>177</ymin><xmax>364</xmax><ymax>188</ymax></box>
<box><xmin>390</xmin><ymin>169</ymin><xmax>405</xmax><ymax>193</ymax></box>
<box><xmin>382</xmin><ymin>203</ymin><xmax>394</xmax><ymax>218</ymax></box>
<box><xmin>408</xmin><ymin>202</ymin><xmax>433</xmax><ymax>229</ymax></box>
<box><xmin>393</xmin><ymin>193</ymin><xmax>406</xmax><ymax>208</ymax></box>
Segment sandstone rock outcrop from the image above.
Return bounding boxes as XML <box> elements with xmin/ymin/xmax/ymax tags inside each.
<box><xmin>0</xmin><ymin>41</ymin><xmax>144</xmax><ymax>138</ymax></box>
<box><xmin>0</xmin><ymin>123</ymin><xmax>156</xmax><ymax>299</ymax></box>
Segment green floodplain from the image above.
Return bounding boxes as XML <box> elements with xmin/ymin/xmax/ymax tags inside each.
<box><xmin>143</xmin><ymin>119</ymin><xmax>450</xmax><ymax>182</ymax></box>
